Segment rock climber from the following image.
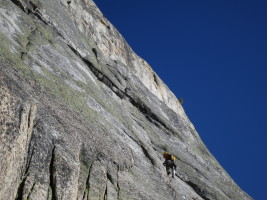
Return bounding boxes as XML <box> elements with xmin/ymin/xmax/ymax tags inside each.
<box><xmin>163</xmin><ymin>152</ymin><xmax>177</xmax><ymax>178</ymax></box>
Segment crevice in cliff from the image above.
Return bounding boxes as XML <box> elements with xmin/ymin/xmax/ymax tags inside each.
<box><xmin>66</xmin><ymin>43</ymin><xmax>126</xmax><ymax>100</ymax></box>
<box><xmin>15</xmin><ymin>104</ymin><xmax>36</xmax><ymax>200</ymax></box>
<box><xmin>140</xmin><ymin>145</ymin><xmax>155</xmax><ymax>166</ymax></box>
<box><xmin>104</xmin><ymin>180</ymin><xmax>108</xmax><ymax>200</ymax></box>
<box><xmin>49</xmin><ymin>146</ymin><xmax>56</xmax><ymax>200</ymax></box>
<box><xmin>15</xmin><ymin>174</ymin><xmax>35</xmax><ymax>200</ymax></box>
<box><xmin>92</xmin><ymin>48</ymin><xmax>98</xmax><ymax>58</ymax></box>
<box><xmin>127</xmin><ymin>96</ymin><xmax>170</xmax><ymax>131</ymax></box>
<box><xmin>11</xmin><ymin>0</ymin><xmax>46</xmax><ymax>25</ymax></box>
<box><xmin>105</xmin><ymin>63</ymin><xmax>125</xmax><ymax>86</ymax></box>
<box><xmin>174</xmin><ymin>156</ymin><xmax>213</xmax><ymax>199</ymax></box>
<box><xmin>26</xmin><ymin>182</ymin><xmax>36</xmax><ymax>200</ymax></box>
<box><xmin>82</xmin><ymin>163</ymin><xmax>93</xmax><ymax>200</ymax></box>
<box><xmin>100</xmin><ymin>19</ymin><xmax>111</xmax><ymax>30</ymax></box>
<box><xmin>176</xmin><ymin>157</ymin><xmax>209</xmax><ymax>181</ymax></box>
<box><xmin>23</xmin><ymin>120</ymin><xmax>35</xmax><ymax>178</ymax></box>
<box><xmin>24</xmin><ymin>147</ymin><xmax>34</xmax><ymax>180</ymax></box>
<box><xmin>28</xmin><ymin>1</ymin><xmax>37</xmax><ymax>12</ymax></box>
<box><xmin>10</xmin><ymin>0</ymin><xmax>26</xmax><ymax>12</ymax></box>
<box><xmin>15</xmin><ymin>179</ymin><xmax>36</xmax><ymax>200</ymax></box>
<box><xmin>25</xmin><ymin>123</ymin><xmax>39</xmax><ymax>176</ymax></box>
<box><xmin>184</xmin><ymin>180</ymin><xmax>211</xmax><ymax>200</ymax></box>
<box><xmin>106</xmin><ymin>171</ymin><xmax>115</xmax><ymax>185</ymax></box>
<box><xmin>153</xmin><ymin>73</ymin><xmax>159</xmax><ymax>86</ymax></box>
<box><xmin>28</xmin><ymin>2</ymin><xmax>49</xmax><ymax>26</ymax></box>
<box><xmin>15</xmin><ymin>175</ymin><xmax>27</xmax><ymax>200</ymax></box>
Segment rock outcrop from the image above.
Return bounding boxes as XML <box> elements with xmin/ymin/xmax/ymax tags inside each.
<box><xmin>0</xmin><ymin>0</ymin><xmax>252</xmax><ymax>199</ymax></box>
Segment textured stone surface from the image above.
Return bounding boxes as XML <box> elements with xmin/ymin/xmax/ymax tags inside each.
<box><xmin>0</xmin><ymin>0</ymin><xmax>252</xmax><ymax>199</ymax></box>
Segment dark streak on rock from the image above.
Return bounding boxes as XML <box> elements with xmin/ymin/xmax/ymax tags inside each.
<box><xmin>25</xmin><ymin>146</ymin><xmax>34</xmax><ymax>177</ymax></box>
<box><xmin>107</xmin><ymin>171</ymin><xmax>114</xmax><ymax>185</ymax></box>
<box><xmin>29</xmin><ymin>2</ymin><xmax>49</xmax><ymax>26</ymax></box>
<box><xmin>185</xmin><ymin>180</ymin><xmax>211</xmax><ymax>200</ymax></box>
<box><xmin>10</xmin><ymin>0</ymin><xmax>26</xmax><ymax>12</ymax></box>
<box><xmin>82</xmin><ymin>163</ymin><xmax>93</xmax><ymax>200</ymax></box>
<box><xmin>26</xmin><ymin>182</ymin><xmax>36</xmax><ymax>199</ymax></box>
<box><xmin>140</xmin><ymin>145</ymin><xmax>155</xmax><ymax>166</ymax></box>
<box><xmin>126</xmin><ymin>95</ymin><xmax>173</xmax><ymax>134</ymax></box>
<box><xmin>15</xmin><ymin>176</ymin><xmax>27</xmax><ymax>200</ymax></box>
<box><xmin>66</xmin><ymin>43</ymin><xmax>127</xmax><ymax>100</ymax></box>
<box><xmin>11</xmin><ymin>0</ymin><xmax>48</xmax><ymax>26</ymax></box>
<box><xmin>49</xmin><ymin>146</ymin><xmax>56</xmax><ymax>200</ymax></box>
<box><xmin>92</xmin><ymin>48</ymin><xmax>98</xmax><ymax>58</ymax></box>
<box><xmin>104</xmin><ymin>180</ymin><xmax>108</xmax><ymax>200</ymax></box>
<box><xmin>153</xmin><ymin>73</ymin><xmax>159</xmax><ymax>86</ymax></box>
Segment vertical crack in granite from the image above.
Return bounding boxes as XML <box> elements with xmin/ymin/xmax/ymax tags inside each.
<box><xmin>92</xmin><ymin>48</ymin><xmax>98</xmax><ymax>59</ymax></box>
<box><xmin>106</xmin><ymin>172</ymin><xmax>114</xmax><ymax>185</ymax></box>
<box><xmin>49</xmin><ymin>146</ymin><xmax>56</xmax><ymax>200</ymax></box>
<box><xmin>140</xmin><ymin>145</ymin><xmax>155</xmax><ymax>166</ymax></box>
<box><xmin>26</xmin><ymin>182</ymin><xmax>36</xmax><ymax>200</ymax></box>
<box><xmin>15</xmin><ymin>176</ymin><xmax>27</xmax><ymax>200</ymax></box>
<box><xmin>104</xmin><ymin>185</ymin><xmax>107</xmax><ymax>200</ymax></box>
<box><xmin>103</xmin><ymin>171</ymin><xmax>108</xmax><ymax>200</ymax></box>
<box><xmin>185</xmin><ymin>180</ymin><xmax>211</xmax><ymax>200</ymax></box>
<box><xmin>82</xmin><ymin>162</ymin><xmax>93</xmax><ymax>200</ymax></box>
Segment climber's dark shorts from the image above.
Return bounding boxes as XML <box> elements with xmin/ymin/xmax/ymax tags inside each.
<box><xmin>165</xmin><ymin>160</ymin><xmax>176</xmax><ymax>177</ymax></box>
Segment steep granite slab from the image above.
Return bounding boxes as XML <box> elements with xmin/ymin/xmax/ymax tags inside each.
<box><xmin>0</xmin><ymin>0</ymin><xmax>252</xmax><ymax>199</ymax></box>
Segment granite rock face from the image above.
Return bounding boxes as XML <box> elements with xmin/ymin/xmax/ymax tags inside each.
<box><xmin>0</xmin><ymin>0</ymin><xmax>252</xmax><ymax>199</ymax></box>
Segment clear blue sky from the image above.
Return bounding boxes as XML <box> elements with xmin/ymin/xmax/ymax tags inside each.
<box><xmin>93</xmin><ymin>1</ymin><xmax>267</xmax><ymax>199</ymax></box>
